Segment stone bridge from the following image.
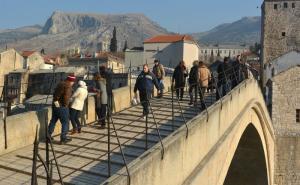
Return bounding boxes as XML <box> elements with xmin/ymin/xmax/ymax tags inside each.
<box><xmin>0</xmin><ymin>77</ymin><xmax>274</xmax><ymax>185</ymax></box>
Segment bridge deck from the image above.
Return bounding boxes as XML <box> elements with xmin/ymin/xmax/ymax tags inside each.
<box><xmin>0</xmin><ymin>92</ymin><xmax>215</xmax><ymax>185</ymax></box>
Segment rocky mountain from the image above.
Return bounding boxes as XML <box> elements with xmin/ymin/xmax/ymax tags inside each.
<box><xmin>0</xmin><ymin>25</ymin><xmax>42</xmax><ymax>45</ymax></box>
<box><xmin>192</xmin><ymin>16</ymin><xmax>261</xmax><ymax>45</ymax></box>
<box><xmin>1</xmin><ymin>13</ymin><xmax>261</xmax><ymax>53</ymax></box>
<box><xmin>1</xmin><ymin>11</ymin><xmax>170</xmax><ymax>53</ymax></box>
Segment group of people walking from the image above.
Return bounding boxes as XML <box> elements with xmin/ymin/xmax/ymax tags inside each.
<box><xmin>48</xmin><ymin>66</ymin><xmax>109</xmax><ymax>144</ymax></box>
<box><xmin>47</xmin><ymin>56</ymin><xmax>249</xmax><ymax>144</ymax></box>
<box><xmin>134</xmin><ymin>56</ymin><xmax>249</xmax><ymax>118</ymax></box>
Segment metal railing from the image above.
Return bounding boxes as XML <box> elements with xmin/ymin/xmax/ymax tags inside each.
<box><xmin>0</xmin><ymin>61</ymin><xmax>255</xmax><ymax>184</ymax></box>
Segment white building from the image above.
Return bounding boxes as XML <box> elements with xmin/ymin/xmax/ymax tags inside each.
<box><xmin>143</xmin><ymin>34</ymin><xmax>199</xmax><ymax>68</ymax></box>
<box><xmin>124</xmin><ymin>47</ymin><xmax>144</xmax><ymax>68</ymax></box>
<box><xmin>200</xmin><ymin>44</ymin><xmax>249</xmax><ymax>63</ymax></box>
<box><xmin>264</xmin><ymin>51</ymin><xmax>300</xmax><ymax>82</ymax></box>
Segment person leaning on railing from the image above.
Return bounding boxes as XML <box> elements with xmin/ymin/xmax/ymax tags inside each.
<box><xmin>48</xmin><ymin>75</ymin><xmax>75</xmax><ymax>144</ymax></box>
<box><xmin>216</xmin><ymin>57</ymin><xmax>231</xmax><ymax>100</ymax></box>
<box><xmin>69</xmin><ymin>80</ymin><xmax>88</xmax><ymax>135</ymax></box>
<box><xmin>134</xmin><ymin>64</ymin><xmax>161</xmax><ymax>119</ymax></box>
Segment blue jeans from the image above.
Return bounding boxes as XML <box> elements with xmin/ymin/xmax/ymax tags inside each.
<box><xmin>70</xmin><ymin>108</ymin><xmax>81</xmax><ymax>130</ymax></box>
<box><xmin>48</xmin><ymin>106</ymin><xmax>69</xmax><ymax>140</ymax></box>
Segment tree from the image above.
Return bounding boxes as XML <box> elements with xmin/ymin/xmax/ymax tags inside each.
<box><xmin>110</xmin><ymin>27</ymin><xmax>118</xmax><ymax>52</ymax></box>
<box><xmin>209</xmin><ymin>49</ymin><xmax>215</xmax><ymax>63</ymax></box>
<box><xmin>249</xmin><ymin>42</ymin><xmax>261</xmax><ymax>55</ymax></box>
<box><xmin>123</xmin><ymin>40</ymin><xmax>128</xmax><ymax>52</ymax></box>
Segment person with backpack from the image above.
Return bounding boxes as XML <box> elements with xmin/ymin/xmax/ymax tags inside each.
<box><xmin>152</xmin><ymin>59</ymin><xmax>165</xmax><ymax>98</ymax></box>
<box><xmin>48</xmin><ymin>75</ymin><xmax>76</xmax><ymax>144</ymax></box>
<box><xmin>188</xmin><ymin>60</ymin><xmax>199</xmax><ymax>105</ymax></box>
<box><xmin>134</xmin><ymin>64</ymin><xmax>160</xmax><ymax>118</ymax></box>
<box><xmin>69</xmin><ymin>80</ymin><xmax>88</xmax><ymax>134</ymax></box>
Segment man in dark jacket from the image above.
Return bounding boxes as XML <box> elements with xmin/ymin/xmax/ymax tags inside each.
<box><xmin>216</xmin><ymin>57</ymin><xmax>230</xmax><ymax>100</ymax></box>
<box><xmin>152</xmin><ymin>59</ymin><xmax>165</xmax><ymax>97</ymax></box>
<box><xmin>172</xmin><ymin>60</ymin><xmax>188</xmax><ymax>100</ymax></box>
<box><xmin>188</xmin><ymin>60</ymin><xmax>199</xmax><ymax>105</ymax></box>
<box><xmin>48</xmin><ymin>75</ymin><xmax>75</xmax><ymax>144</ymax></box>
<box><xmin>231</xmin><ymin>55</ymin><xmax>242</xmax><ymax>88</ymax></box>
<box><xmin>134</xmin><ymin>64</ymin><xmax>160</xmax><ymax>118</ymax></box>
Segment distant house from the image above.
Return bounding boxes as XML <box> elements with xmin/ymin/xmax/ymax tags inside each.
<box><xmin>0</xmin><ymin>48</ymin><xmax>24</xmax><ymax>100</ymax></box>
<box><xmin>265</xmin><ymin>65</ymin><xmax>300</xmax><ymax>134</ymax></box>
<box><xmin>68</xmin><ymin>52</ymin><xmax>125</xmax><ymax>73</ymax></box>
<box><xmin>143</xmin><ymin>34</ymin><xmax>199</xmax><ymax>68</ymax></box>
<box><xmin>21</xmin><ymin>51</ymin><xmax>45</xmax><ymax>71</ymax></box>
<box><xmin>264</xmin><ymin>51</ymin><xmax>300</xmax><ymax>83</ymax></box>
<box><xmin>124</xmin><ymin>47</ymin><xmax>144</xmax><ymax>68</ymax></box>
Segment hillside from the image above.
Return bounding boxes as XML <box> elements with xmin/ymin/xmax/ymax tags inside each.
<box><xmin>1</xmin><ymin>11</ymin><xmax>170</xmax><ymax>53</ymax></box>
<box><xmin>192</xmin><ymin>16</ymin><xmax>261</xmax><ymax>45</ymax></box>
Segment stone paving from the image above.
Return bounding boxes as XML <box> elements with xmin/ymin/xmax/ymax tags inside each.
<box><xmin>0</xmin><ymin>92</ymin><xmax>215</xmax><ymax>185</ymax></box>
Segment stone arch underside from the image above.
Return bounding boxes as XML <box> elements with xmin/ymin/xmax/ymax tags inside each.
<box><xmin>224</xmin><ymin>123</ymin><xmax>269</xmax><ymax>185</ymax></box>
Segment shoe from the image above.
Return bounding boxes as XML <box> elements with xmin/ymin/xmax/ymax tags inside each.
<box><xmin>78</xmin><ymin>128</ymin><xmax>81</xmax><ymax>133</ymax></box>
<box><xmin>100</xmin><ymin>124</ymin><xmax>106</xmax><ymax>129</ymax></box>
<box><xmin>60</xmin><ymin>137</ymin><xmax>72</xmax><ymax>145</ymax></box>
<box><xmin>70</xmin><ymin>129</ymin><xmax>77</xmax><ymax>135</ymax></box>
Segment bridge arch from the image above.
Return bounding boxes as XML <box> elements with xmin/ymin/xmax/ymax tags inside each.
<box><xmin>106</xmin><ymin>78</ymin><xmax>275</xmax><ymax>185</ymax></box>
<box><xmin>224</xmin><ymin>123</ymin><xmax>268</xmax><ymax>185</ymax></box>
<box><xmin>216</xmin><ymin>100</ymin><xmax>274</xmax><ymax>185</ymax></box>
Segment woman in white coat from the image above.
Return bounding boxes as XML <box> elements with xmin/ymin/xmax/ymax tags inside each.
<box><xmin>70</xmin><ymin>80</ymin><xmax>88</xmax><ymax>134</ymax></box>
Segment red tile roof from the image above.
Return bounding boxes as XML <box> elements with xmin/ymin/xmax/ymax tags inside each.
<box><xmin>22</xmin><ymin>51</ymin><xmax>36</xmax><ymax>57</ymax></box>
<box><xmin>144</xmin><ymin>34</ymin><xmax>196</xmax><ymax>44</ymax></box>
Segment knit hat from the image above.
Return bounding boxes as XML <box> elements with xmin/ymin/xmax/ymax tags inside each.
<box><xmin>78</xmin><ymin>80</ymin><xmax>86</xmax><ymax>87</ymax></box>
<box><xmin>67</xmin><ymin>74</ymin><xmax>76</xmax><ymax>82</ymax></box>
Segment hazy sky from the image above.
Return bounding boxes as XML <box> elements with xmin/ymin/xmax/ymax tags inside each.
<box><xmin>0</xmin><ymin>0</ymin><xmax>263</xmax><ymax>32</ymax></box>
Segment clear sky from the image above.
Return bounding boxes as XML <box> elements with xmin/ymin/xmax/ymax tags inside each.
<box><xmin>0</xmin><ymin>0</ymin><xmax>263</xmax><ymax>33</ymax></box>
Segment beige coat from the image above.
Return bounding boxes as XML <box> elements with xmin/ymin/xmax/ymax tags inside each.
<box><xmin>198</xmin><ymin>66</ymin><xmax>211</xmax><ymax>88</ymax></box>
<box><xmin>71</xmin><ymin>85</ymin><xmax>88</xmax><ymax>111</ymax></box>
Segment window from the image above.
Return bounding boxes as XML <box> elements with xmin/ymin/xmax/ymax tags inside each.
<box><xmin>284</xmin><ymin>2</ymin><xmax>288</xmax><ymax>8</ymax></box>
<box><xmin>282</xmin><ymin>32</ymin><xmax>286</xmax><ymax>37</ymax></box>
<box><xmin>297</xmin><ymin>109</ymin><xmax>300</xmax><ymax>123</ymax></box>
<box><xmin>292</xmin><ymin>3</ymin><xmax>295</xmax><ymax>8</ymax></box>
<box><xmin>274</xmin><ymin>4</ymin><xmax>278</xmax><ymax>9</ymax></box>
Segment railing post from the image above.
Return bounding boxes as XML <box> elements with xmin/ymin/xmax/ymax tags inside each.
<box><xmin>45</xmin><ymin>109</ymin><xmax>51</xmax><ymax>185</ymax></box>
<box><xmin>145</xmin><ymin>113</ymin><xmax>148</xmax><ymax>150</ymax></box>
<box><xmin>3</xmin><ymin>102</ymin><xmax>7</xmax><ymax>149</ymax></box>
<box><xmin>31</xmin><ymin>126</ymin><xmax>39</xmax><ymax>185</ymax></box>
<box><xmin>171</xmin><ymin>81</ymin><xmax>174</xmax><ymax>131</ymax></box>
<box><xmin>107</xmin><ymin>103</ymin><xmax>111</xmax><ymax>177</ymax></box>
<box><xmin>129</xmin><ymin>61</ymin><xmax>132</xmax><ymax>101</ymax></box>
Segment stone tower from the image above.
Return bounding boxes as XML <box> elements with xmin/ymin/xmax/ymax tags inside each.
<box><xmin>261</xmin><ymin>0</ymin><xmax>300</xmax><ymax>86</ymax></box>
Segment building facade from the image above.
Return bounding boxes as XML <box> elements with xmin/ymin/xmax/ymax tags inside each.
<box><xmin>0</xmin><ymin>49</ymin><xmax>23</xmax><ymax>99</ymax></box>
<box><xmin>199</xmin><ymin>44</ymin><xmax>249</xmax><ymax>64</ymax></box>
<box><xmin>124</xmin><ymin>47</ymin><xmax>144</xmax><ymax>68</ymax></box>
<box><xmin>68</xmin><ymin>53</ymin><xmax>125</xmax><ymax>73</ymax></box>
<box><xmin>143</xmin><ymin>35</ymin><xmax>199</xmax><ymax>68</ymax></box>
<box><xmin>261</xmin><ymin>0</ymin><xmax>300</xmax><ymax>86</ymax></box>
<box><xmin>21</xmin><ymin>51</ymin><xmax>45</xmax><ymax>71</ymax></box>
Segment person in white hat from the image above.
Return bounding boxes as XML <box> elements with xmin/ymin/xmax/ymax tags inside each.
<box><xmin>70</xmin><ymin>80</ymin><xmax>88</xmax><ymax>134</ymax></box>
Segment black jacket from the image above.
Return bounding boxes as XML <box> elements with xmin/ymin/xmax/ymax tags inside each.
<box><xmin>217</xmin><ymin>62</ymin><xmax>231</xmax><ymax>84</ymax></box>
<box><xmin>172</xmin><ymin>65</ymin><xmax>188</xmax><ymax>88</ymax></box>
<box><xmin>188</xmin><ymin>65</ymin><xmax>199</xmax><ymax>85</ymax></box>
